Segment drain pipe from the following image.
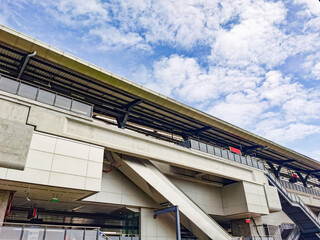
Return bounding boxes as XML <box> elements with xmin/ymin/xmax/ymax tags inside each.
<box><xmin>17</xmin><ymin>51</ymin><xmax>37</xmax><ymax>79</ymax></box>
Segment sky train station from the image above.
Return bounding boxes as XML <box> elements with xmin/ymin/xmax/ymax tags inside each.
<box><xmin>1</xmin><ymin>24</ymin><xmax>320</xmax><ymax>240</ymax></box>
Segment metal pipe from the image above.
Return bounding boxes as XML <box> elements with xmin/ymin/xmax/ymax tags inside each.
<box><xmin>17</xmin><ymin>51</ymin><xmax>37</xmax><ymax>79</ymax></box>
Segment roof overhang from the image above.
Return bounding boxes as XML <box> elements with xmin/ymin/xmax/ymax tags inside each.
<box><xmin>0</xmin><ymin>24</ymin><xmax>319</xmax><ymax>174</ymax></box>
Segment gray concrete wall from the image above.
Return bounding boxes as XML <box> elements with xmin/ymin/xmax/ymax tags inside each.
<box><xmin>0</xmin><ymin>99</ymin><xmax>33</xmax><ymax>170</ymax></box>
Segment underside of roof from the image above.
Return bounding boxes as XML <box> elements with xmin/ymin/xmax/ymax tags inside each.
<box><xmin>0</xmin><ymin>24</ymin><xmax>319</xmax><ymax>179</ymax></box>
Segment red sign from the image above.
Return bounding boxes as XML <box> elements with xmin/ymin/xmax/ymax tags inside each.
<box><xmin>230</xmin><ymin>147</ymin><xmax>241</xmax><ymax>154</ymax></box>
<box><xmin>245</xmin><ymin>219</ymin><xmax>251</xmax><ymax>223</ymax></box>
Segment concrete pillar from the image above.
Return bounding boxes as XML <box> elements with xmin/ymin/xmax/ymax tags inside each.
<box><xmin>231</xmin><ymin>219</ymin><xmax>252</xmax><ymax>237</ymax></box>
<box><xmin>140</xmin><ymin>208</ymin><xmax>176</xmax><ymax>240</ymax></box>
<box><xmin>0</xmin><ymin>190</ymin><xmax>10</xmax><ymax>225</ymax></box>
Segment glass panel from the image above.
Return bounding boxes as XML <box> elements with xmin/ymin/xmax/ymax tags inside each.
<box><xmin>228</xmin><ymin>151</ymin><xmax>235</xmax><ymax>161</ymax></box>
<box><xmin>37</xmin><ymin>89</ymin><xmax>55</xmax><ymax>105</ymax></box>
<box><xmin>98</xmin><ymin>235</ymin><xmax>108</xmax><ymax>240</ymax></box>
<box><xmin>207</xmin><ymin>145</ymin><xmax>214</xmax><ymax>154</ymax></box>
<box><xmin>234</xmin><ymin>154</ymin><xmax>241</xmax><ymax>163</ymax></box>
<box><xmin>0</xmin><ymin>76</ymin><xmax>19</xmax><ymax>94</ymax></box>
<box><xmin>21</xmin><ymin>227</ymin><xmax>45</xmax><ymax>240</ymax></box>
<box><xmin>54</xmin><ymin>95</ymin><xmax>72</xmax><ymax>110</ymax></box>
<box><xmin>199</xmin><ymin>142</ymin><xmax>207</xmax><ymax>153</ymax></box>
<box><xmin>18</xmin><ymin>83</ymin><xmax>38</xmax><ymax>100</ymax></box>
<box><xmin>252</xmin><ymin>159</ymin><xmax>258</xmax><ymax>168</ymax></box>
<box><xmin>45</xmin><ymin>229</ymin><xmax>65</xmax><ymax>240</ymax></box>
<box><xmin>120</xmin><ymin>237</ymin><xmax>132</xmax><ymax>240</ymax></box>
<box><xmin>190</xmin><ymin>139</ymin><xmax>199</xmax><ymax>150</ymax></box>
<box><xmin>0</xmin><ymin>226</ymin><xmax>23</xmax><ymax>239</ymax></box>
<box><xmin>109</xmin><ymin>236</ymin><xmax>120</xmax><ymax>240</ymax></box>
<box><xmin>214</xmin><ymin>147</ymin><xmax>221</xmax><ymax>157</ymax></box>
<box><xmin>221</xmin><ymin>149</ymin><xmax>228</xmax><ymax>159</ymax></box>
<box><xmin>258</xmin><ymin>162</ymin><xmax>265</xmax><ymax>170</ymax></box>
<box><xmin>85</xmin><ymin>230</ymin><xmax>98</xmax><ymax>240</ymax></box>
<box><xmin>66</xmin><ymin>229</ymin><xmax>84</xmax><ymax>239</ymax></box>
<box><xmin>71</xmin><ymin>100</ymin><xmax>92</xmax><ymax>116</ymax></box>
<box><xmin>240</xmin><ymin>156</ymin><xmax>247</xmax><ymax>165</ymax></box>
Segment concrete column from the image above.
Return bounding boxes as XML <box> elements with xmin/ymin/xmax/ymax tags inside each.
<box><xmin>140</xmin><ymin>208</ymin><xmax>176</xmax><ymax>240</ymax></box>
<box><xmin>0</xmin><ymin>190</ymin><xmax>10</xmax><ymax>226</ymax></box>
<box><xmin>231</xmin><ymin>219</ymin><xmax>252</xmax><ymax>237</ymax></box>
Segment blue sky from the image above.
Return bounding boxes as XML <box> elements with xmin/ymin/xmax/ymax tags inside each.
<box><xmin>1</xmin><ymin>0</ymin><xmax>320</xmax><ymax>160</ymax></box>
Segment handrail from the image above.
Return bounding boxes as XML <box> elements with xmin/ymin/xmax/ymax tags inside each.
<box><xmin>286</xmin><ymin>226</ymin><xmax>300</xmax><ymax>240</ymax></box>
<box><xmin>266</xmin><ymin>171</ymin><xmax>320</xmax><ymax>230</ymax></box>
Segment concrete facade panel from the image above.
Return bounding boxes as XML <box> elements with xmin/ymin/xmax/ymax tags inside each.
<box><xmin>0</xmin><ymin>118</ymin><xmax>33</xmax><ymax>170</ymax></box>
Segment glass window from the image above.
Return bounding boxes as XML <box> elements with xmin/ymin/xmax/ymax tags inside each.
<box><xmin>37</xmin><ymin>89</ymin><xmax>55</xmax><ymax>105</ymax></box>
<box><xmin>190</xmin><ymin>139</ymin><xmax>199</xmax><ymax>150</ymax></box>
<box><xmin>0</xmin><ymin>76</ymin><xmax>19</xmax><ymax>94</ymax></box>
<box><xmin>214</xmin><ymin>147</ymin><xmax>221</xmax><ymax>157</ymax></box>
<box><xmin>18</xmin><ymin>83</ymin><xmax>37</xmax><ymax>100</ymax></box>
<box><xmin>55</xmin><ymin>95</ymin><xmax>72</xmax><ymax>110</ymax></box>
<box><xmin>71</xmin><ymin>100</ymin><xmax>92</xmax><ymax>116</ymax></box>
<box><xmin>199</xmin><ymin>142</ymin><xmax>207</xmax><ymax>152</ymax></box>
<box><xmin>207</xmin><ymin>145</ymin><xmax>214</xmax><ymax>155</ymax></box>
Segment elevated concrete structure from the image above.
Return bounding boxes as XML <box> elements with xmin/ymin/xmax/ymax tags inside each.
<box><xmin>0</xmin><ymin>25</ymin><xmax>320</xmax><ymax>240</ymax></box>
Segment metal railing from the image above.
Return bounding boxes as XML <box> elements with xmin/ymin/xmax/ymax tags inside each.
<box><xmin>184</xmin><ymin>138</ymin><xmax>265</xmax><ymax>171</ymax></box>
<box><xmin>244</xmin><ymin>237</ymin><xmax>274</xmax><ymax>240</ymax></box>
<box><xmin>266</xmin><ymin>171</ymin><xmax>320</xmax><ymax>230</ymax></box>
<box><xmin>0</xmin><ymin>224</ymin><xmax>107</xmax><ymax>240</ymax></box>
<box><xmin>286</xmin><ymin>226</ymin><xmax>300</xmax><ymax>240</ymax></box>
<box><xmin>280</xmin><ymin>179</ymin><xmax>320</xmax><ymax>197</ymax></box>
<box><xmin>0</xmin><ymin>74</ymin><xmax>93</xmax><ymax>117</ymax></box>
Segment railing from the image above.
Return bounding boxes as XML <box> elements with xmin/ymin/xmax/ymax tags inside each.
<box><xmin>266</xmin><ymin>171</ymin><xmax>320</xmax><ymax>229</ymax></box>
<box><xmin>280</xmin><ymin>179</ymin><xmax>320</xmax><ymax>197</ymax></box>
<box><xmin>244</xmin><ymin>237</ymin><xmax>274</xmax><ymax>240</ymax></box>
<box><xmin>184</xmin><ymin>138</ymin><xmax>265</xmax><ymax>171</ymax></box>
<box><xmin>107</xmin><ymin>237</ymin><xmax>140</xmax><ymax>240</ymax></box>
<box><xmin>286</xmin><ymin>226</ymin><xmax>300</xmax><ymax>240</ymax></box>
<box><xmin>0</xmin><ymin>224</ymin><xmax>106</xmax><ymax>240</ymax></box>
<box><xmin>272</xmin><ymin>223</ymin><xmax>295</xmax><ymax>240</ymax></box>
<box><xmin>0</xmin><ymin>74</ymin><xmax>93</xmax><ymax>117</ymax></box>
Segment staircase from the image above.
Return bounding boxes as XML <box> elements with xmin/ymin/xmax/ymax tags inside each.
<box><xmin>266</xmin><ymin>171</ymin><xmax>320</xmax><ymax>239</ymax></box>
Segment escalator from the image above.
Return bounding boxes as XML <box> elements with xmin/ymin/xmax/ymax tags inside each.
<box><xmin>117</xmin><ymin>155</ymin><xmax>235</xmax><ymax>240</ymax></box>
<box><xmin>266</xmin><ymin>171</ymin><xmax>320</xmax><ymax>239</ymax></box>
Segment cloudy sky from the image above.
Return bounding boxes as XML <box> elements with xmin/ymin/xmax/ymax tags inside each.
<box><xmin>1</xmin><ymin>0</ymin><xmax>320</xmax><ymax>159</ymax></box>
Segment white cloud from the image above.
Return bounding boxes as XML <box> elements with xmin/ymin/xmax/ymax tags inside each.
<box><xmin>3</xmin><ymin>0</ymin><xmax>320</xmax><ymax>148</ymax></box>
